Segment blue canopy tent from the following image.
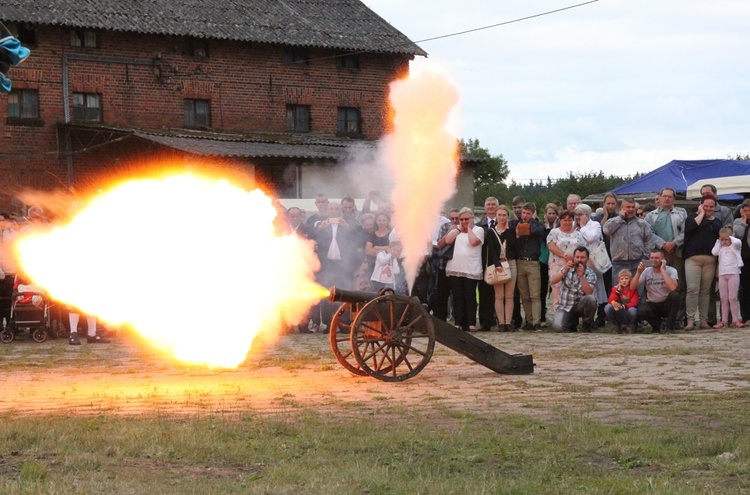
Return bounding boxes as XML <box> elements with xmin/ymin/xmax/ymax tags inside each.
<box><xmin>611</xmin><ymin>159</ymin><xmax>750</xmax><ymax>202</ymax></box>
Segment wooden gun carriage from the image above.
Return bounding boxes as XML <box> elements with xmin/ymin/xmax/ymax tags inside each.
<box><xmin>327</xmin><ymin>287</ymin><xmax>534</xmax><ymax>382</ymax></box>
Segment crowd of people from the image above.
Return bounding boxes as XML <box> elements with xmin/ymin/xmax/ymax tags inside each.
<box><xmin>3</xmin><ymin>184</ymin><xmax>748</xmax><ymax>339</ymax></box>
<box><xmin>286</xmin><ymin>185</ymin><xmax>750</xmax><ymax>335</ymax></box>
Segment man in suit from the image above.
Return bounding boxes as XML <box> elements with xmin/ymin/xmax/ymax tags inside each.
<box><xmin>312</xmin><ymin>201</ymin><xmax>357</xmax><ymax>332</ymax></box>
<box><xmin>476</xmin><ymin>197</ymin><xmax>500</xmax><ymax>331</ymax></box>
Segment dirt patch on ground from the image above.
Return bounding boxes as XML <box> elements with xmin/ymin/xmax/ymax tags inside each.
<box><xmin>1</xmin><ymin>327</ymin><xmax>748</xmax><ymax>422</ymax></box>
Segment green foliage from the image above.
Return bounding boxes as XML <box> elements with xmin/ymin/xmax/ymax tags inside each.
<box><xmin>460</xmin><ymin>137</ymin><xmax>640</xmax><ymax>212</ymax></box>
<box><xmin>459</xmin><ymin>138</ymin><xmax>509</xmax><ymax>203</ymax></box>
<box><xmin>505</xmin><ymin>171</ymin><xmax>641</xmax><ymax>213</ymax></box>
<box><xmin>729</xmin><ymin>152</ymin><xmax>750</xmax><ymax>160</ymax></box>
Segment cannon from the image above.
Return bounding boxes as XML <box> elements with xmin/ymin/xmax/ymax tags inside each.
<box><xmin>327</xmin><ymin>287</ymin><xmax>534</xmax><ymax>382</ymax></box>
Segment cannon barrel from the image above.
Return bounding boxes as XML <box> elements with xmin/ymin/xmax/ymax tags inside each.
<box><xmin>327</xmin><ymin>286</ymin><xmax>380</xmax><ymax>304</ymax></box>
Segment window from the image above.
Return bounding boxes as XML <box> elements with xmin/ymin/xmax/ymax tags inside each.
<box><xmin>8</xmin><ymin>23</ymin><xmax>36</xmax><ymax>47</ymax></box>
<box><xmin>184</xmin><ymin>39</ymin><xmax>208</xmax><ymax>58</ymax></box>
<box><xmin>7</xmin><ymin>89</ymin><xmax>40</xmax><ymax>123</ymax></box>
<box><xmin>72</xmin><ymin>93</ymin><xmax>102</xmax><ymax>122</ymax></box>
<box><xmin>284</xmin><ymin>48</ymin><xmax>309</xmax><ymax>66</ymax></box>
<box><xmin>337</xmin><ymin>107</ymin><xmax>361</xmax><ymax>136</ymax></box>
<box><xmin>70</xmin><ymin>30</ymin><xmax>98</xmax><ymax>48</ymax></box>
<box><xmin>286</xmin><ymin>105</ymin><xmax>311</xmax><ymax>132</ymax></box>
<box><xmin>184</xmin><ymin>99</ymin><xmax>210</xmax><ymax>128</ymax></box>
<box><xmin>336</xmin><ymin>54</ymin><xmax>359</xmax><ymax>69</ymax></box>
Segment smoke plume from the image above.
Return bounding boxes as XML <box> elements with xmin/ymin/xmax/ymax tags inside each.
<box><xmin>386</xmin><ymin>66</ymin><xmax>460</xmax><ymax>289</ymax></box>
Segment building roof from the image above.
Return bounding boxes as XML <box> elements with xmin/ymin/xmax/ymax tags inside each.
<box><xmin>3</xmin><ymin>0</ymin><xmax>426</xmax><ymax>56</ymax></box>
<box><xmin>132</xmin><ymin>129</ymin><xmax>372</xmax><ymax>160</ymax></box>
<box><xmin>64</xmin><ymin>123</ymin><xmax>480</xmax><ymax>165</ymax></box>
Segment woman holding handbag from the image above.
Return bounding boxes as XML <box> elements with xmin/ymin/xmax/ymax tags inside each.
<box><xmin>575</xmin><ymin>204</ymin><xmax>608</xmax><ymax>323</ymax></box>
<box><xmin>487</xmin><ymin>205</ymin><xmax>518</xmax><ymax>332</ymax></box>
<box><xmin>546</xmin><ymin>210</ymin><xmax>585</xmax><ymax>313</ymax></box>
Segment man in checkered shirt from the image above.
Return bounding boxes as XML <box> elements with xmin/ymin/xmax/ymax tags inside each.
<box><xmin>550</xmin><ymin>246</ymin><xmax>598</xmax><ymax>333</ymax></box>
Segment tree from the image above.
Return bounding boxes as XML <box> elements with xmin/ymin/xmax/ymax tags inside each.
<box><xmin>503</xmin><ymin>171</ymin><xmax>640</xmax><ymax>213</ymax></box>
<box><xmin>729</xmin><ymin>153</ymin><xmax>750</xmax><ymax>160</ymax></box>
<box><xmin>459</xmin><ymin>138</ymin><xmax>509</xmax><ymax>202</ymax></box>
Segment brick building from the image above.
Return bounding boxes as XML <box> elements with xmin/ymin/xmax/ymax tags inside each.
<box><xmin>1</xmin><ymin>0</ymin><xmax>475</xmax><ymax>214</ymax></box>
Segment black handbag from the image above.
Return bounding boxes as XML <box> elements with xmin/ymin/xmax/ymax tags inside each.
<box><xmin>438</xmin><ymin>243</ymin><xmax>454</xmax><ymax>260</ymax></box>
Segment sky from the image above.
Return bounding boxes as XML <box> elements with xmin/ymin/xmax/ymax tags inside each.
<box><xmin>366</xmin><ymin>0</ymin><xmax>750</xmax><ymax>183</ymax></box>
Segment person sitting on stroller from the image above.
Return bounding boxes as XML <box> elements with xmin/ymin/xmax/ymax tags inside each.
<box><xmin>14</xmin><ymin>274</ymin><xmax>44</xmax><ymax>308</ymax></box>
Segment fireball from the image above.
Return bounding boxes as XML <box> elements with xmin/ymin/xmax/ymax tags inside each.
<box><xmin>14</xmin><ymin>173</ymin><xmax>326</xmax><ymax>368</ymax></box>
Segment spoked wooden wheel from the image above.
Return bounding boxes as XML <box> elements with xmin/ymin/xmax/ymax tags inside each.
<box><xmin>329</xmin><ymin>303</ymin><xmax>368</xmax><ymax>376</ymax></box>
<box><xmin>351</xmin><ymin>294</ymin><xmax>435</xmax><ymax>382</ymax></box>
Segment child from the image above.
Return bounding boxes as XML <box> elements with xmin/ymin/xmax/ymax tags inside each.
<box><xmin>604</xmin><ymin>269</ymin><xmax>639</xmax><ymax>333</ymax></box>
<box><xmin>370</xmin><ymin>241</ymin><xmax>402</xmax><ymax>293</ymax></box>
<box><xmin>711</xmin><ymin>227</ymin><xmax>744</xmax><ymax>329</ymax></box>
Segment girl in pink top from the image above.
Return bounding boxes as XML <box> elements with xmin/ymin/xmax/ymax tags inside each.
<box><xmin>711</xmin><ymin>227</ymin><xmax>744</xmax><ymax>329</ymax></box>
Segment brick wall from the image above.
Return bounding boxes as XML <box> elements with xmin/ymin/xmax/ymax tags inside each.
<box><xmin>0</xmin><ymin>24</ymin><xmax>412</xmax><ymax>209</ymax></box>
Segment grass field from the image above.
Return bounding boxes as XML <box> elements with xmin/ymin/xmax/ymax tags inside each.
<box><xmin>1</xmin><ymin>328</ymin><xmax>748</xmax><ymax>494</ymax></box>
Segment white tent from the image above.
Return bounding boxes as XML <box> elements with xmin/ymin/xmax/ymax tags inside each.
<box><xmin>686</xmin><ymin>175</ymin><xmax>750</xmax><ymax>199</ymax></box>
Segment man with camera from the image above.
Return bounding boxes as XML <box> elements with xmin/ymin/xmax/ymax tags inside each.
<box><xmin>550</xmin><ymin>246</ymin><xmax>598</xmax><ymax>332</ymax></box>
<box><xmin>630</xmin><ymin>249</ymin><xmax>680</xmax><ymax>333</ymax></box>
<box><xmin>645</xmin><ymin>187</ymin><xmax>687</xmax><ymax>326</ymax></box>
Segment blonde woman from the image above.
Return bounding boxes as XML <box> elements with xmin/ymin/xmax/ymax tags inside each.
<box><xmin>487</xmin><ymin>205</ymin><xmax>517</xmax><ymax>332</ymax></box>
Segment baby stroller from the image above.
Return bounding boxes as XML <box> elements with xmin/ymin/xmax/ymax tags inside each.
<box><xmin>0</xmin><ymin>275</ymin><xmax>53</xmax><ymax>343</ymax></box>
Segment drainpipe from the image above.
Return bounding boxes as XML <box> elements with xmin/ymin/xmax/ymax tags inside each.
<box><xmin>61</xmin><ymin>53</ymin><xmax>155</xmax><ymax>186</ymax></box>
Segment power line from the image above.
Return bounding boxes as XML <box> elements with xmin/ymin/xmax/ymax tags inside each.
<box><xmin>303</xmin><ymin>0</ymin><xmax>600</xmax><ymax>63</ymax></box>
<box><xmin>411</xmin><ymin>0</ymin><xmax>600</xmax><ymax>45</ymax></box>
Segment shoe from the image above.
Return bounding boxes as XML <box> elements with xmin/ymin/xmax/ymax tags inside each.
<box><xmin>685</xmin><ymin>322</ymin><xmax>694</xmax><ymax>331</ymax></box>
<box><xmin>733</xmin><ymin>320</ymin><xmax>745</xmax><ymax>329</ymax></box>
<box><xmin>699</xmin><ymin>321</ymin><xmax>710</xmax><ymax>330</ymax></box>
<box><xmin>468</xmin><ymin>325</ymin><xmax>477</xmax><ymax>332</ymax></box>
<box><xmin>87</xmin><ymin>335</ymin><xmax>111</xmax><ymax>344</ymax></box>
<box><xmin>713</xmin><ymin>321</ymin><xmax>727</xmax><ymax>329</ymax></box>
<box><xmin>309</xmin><ymin>323</ymin><xmax>320</xmax><ymax>333</ymax></box>
<box><xmin>618</xmin><ymin>324</ymin><xmax>626</xmax><ymax>334</ymax></box>
<box><xmin>521</xmin><ymin>323</ymin><xmax>533</xmax><ymax>331</ymax></box>
<box><xmin>532</xmin><ymin>323</ymin><xmax>542</xmax><ymax>331</ymax></box>
<box><xmin>540</xmin><ymin>321</ymin><xmax>548</xmax><ymax>328</ymax></box>
<box><xmin>581</xmin><ymin>323</ymin><xmax>592</xmax><ymax>333</ymax></box>
<box><xmin>663</xmin><ymin>327</ymin><xmax>676</xmax><ymax>333</ymax></box>
<box><xmin>69</xmin><ymin>332</ymin><xmax>81</xmax><ymax>346</ymax></box>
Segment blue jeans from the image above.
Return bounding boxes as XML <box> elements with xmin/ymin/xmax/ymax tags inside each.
<box><xmin>552</xmin><ymin>295</ymin><xmax>597</xmax><ymax>332</ymax></box>
<box><xmin>604</xmin><ymin>304</ymin><xmax>638</xmax><ymax>326</ymax></box>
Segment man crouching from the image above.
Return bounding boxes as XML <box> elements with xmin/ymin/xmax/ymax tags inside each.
<box><xmin>550</xmin><ymin>246</ymin><xmax>598</xmax><ymax>332</ymax></box>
